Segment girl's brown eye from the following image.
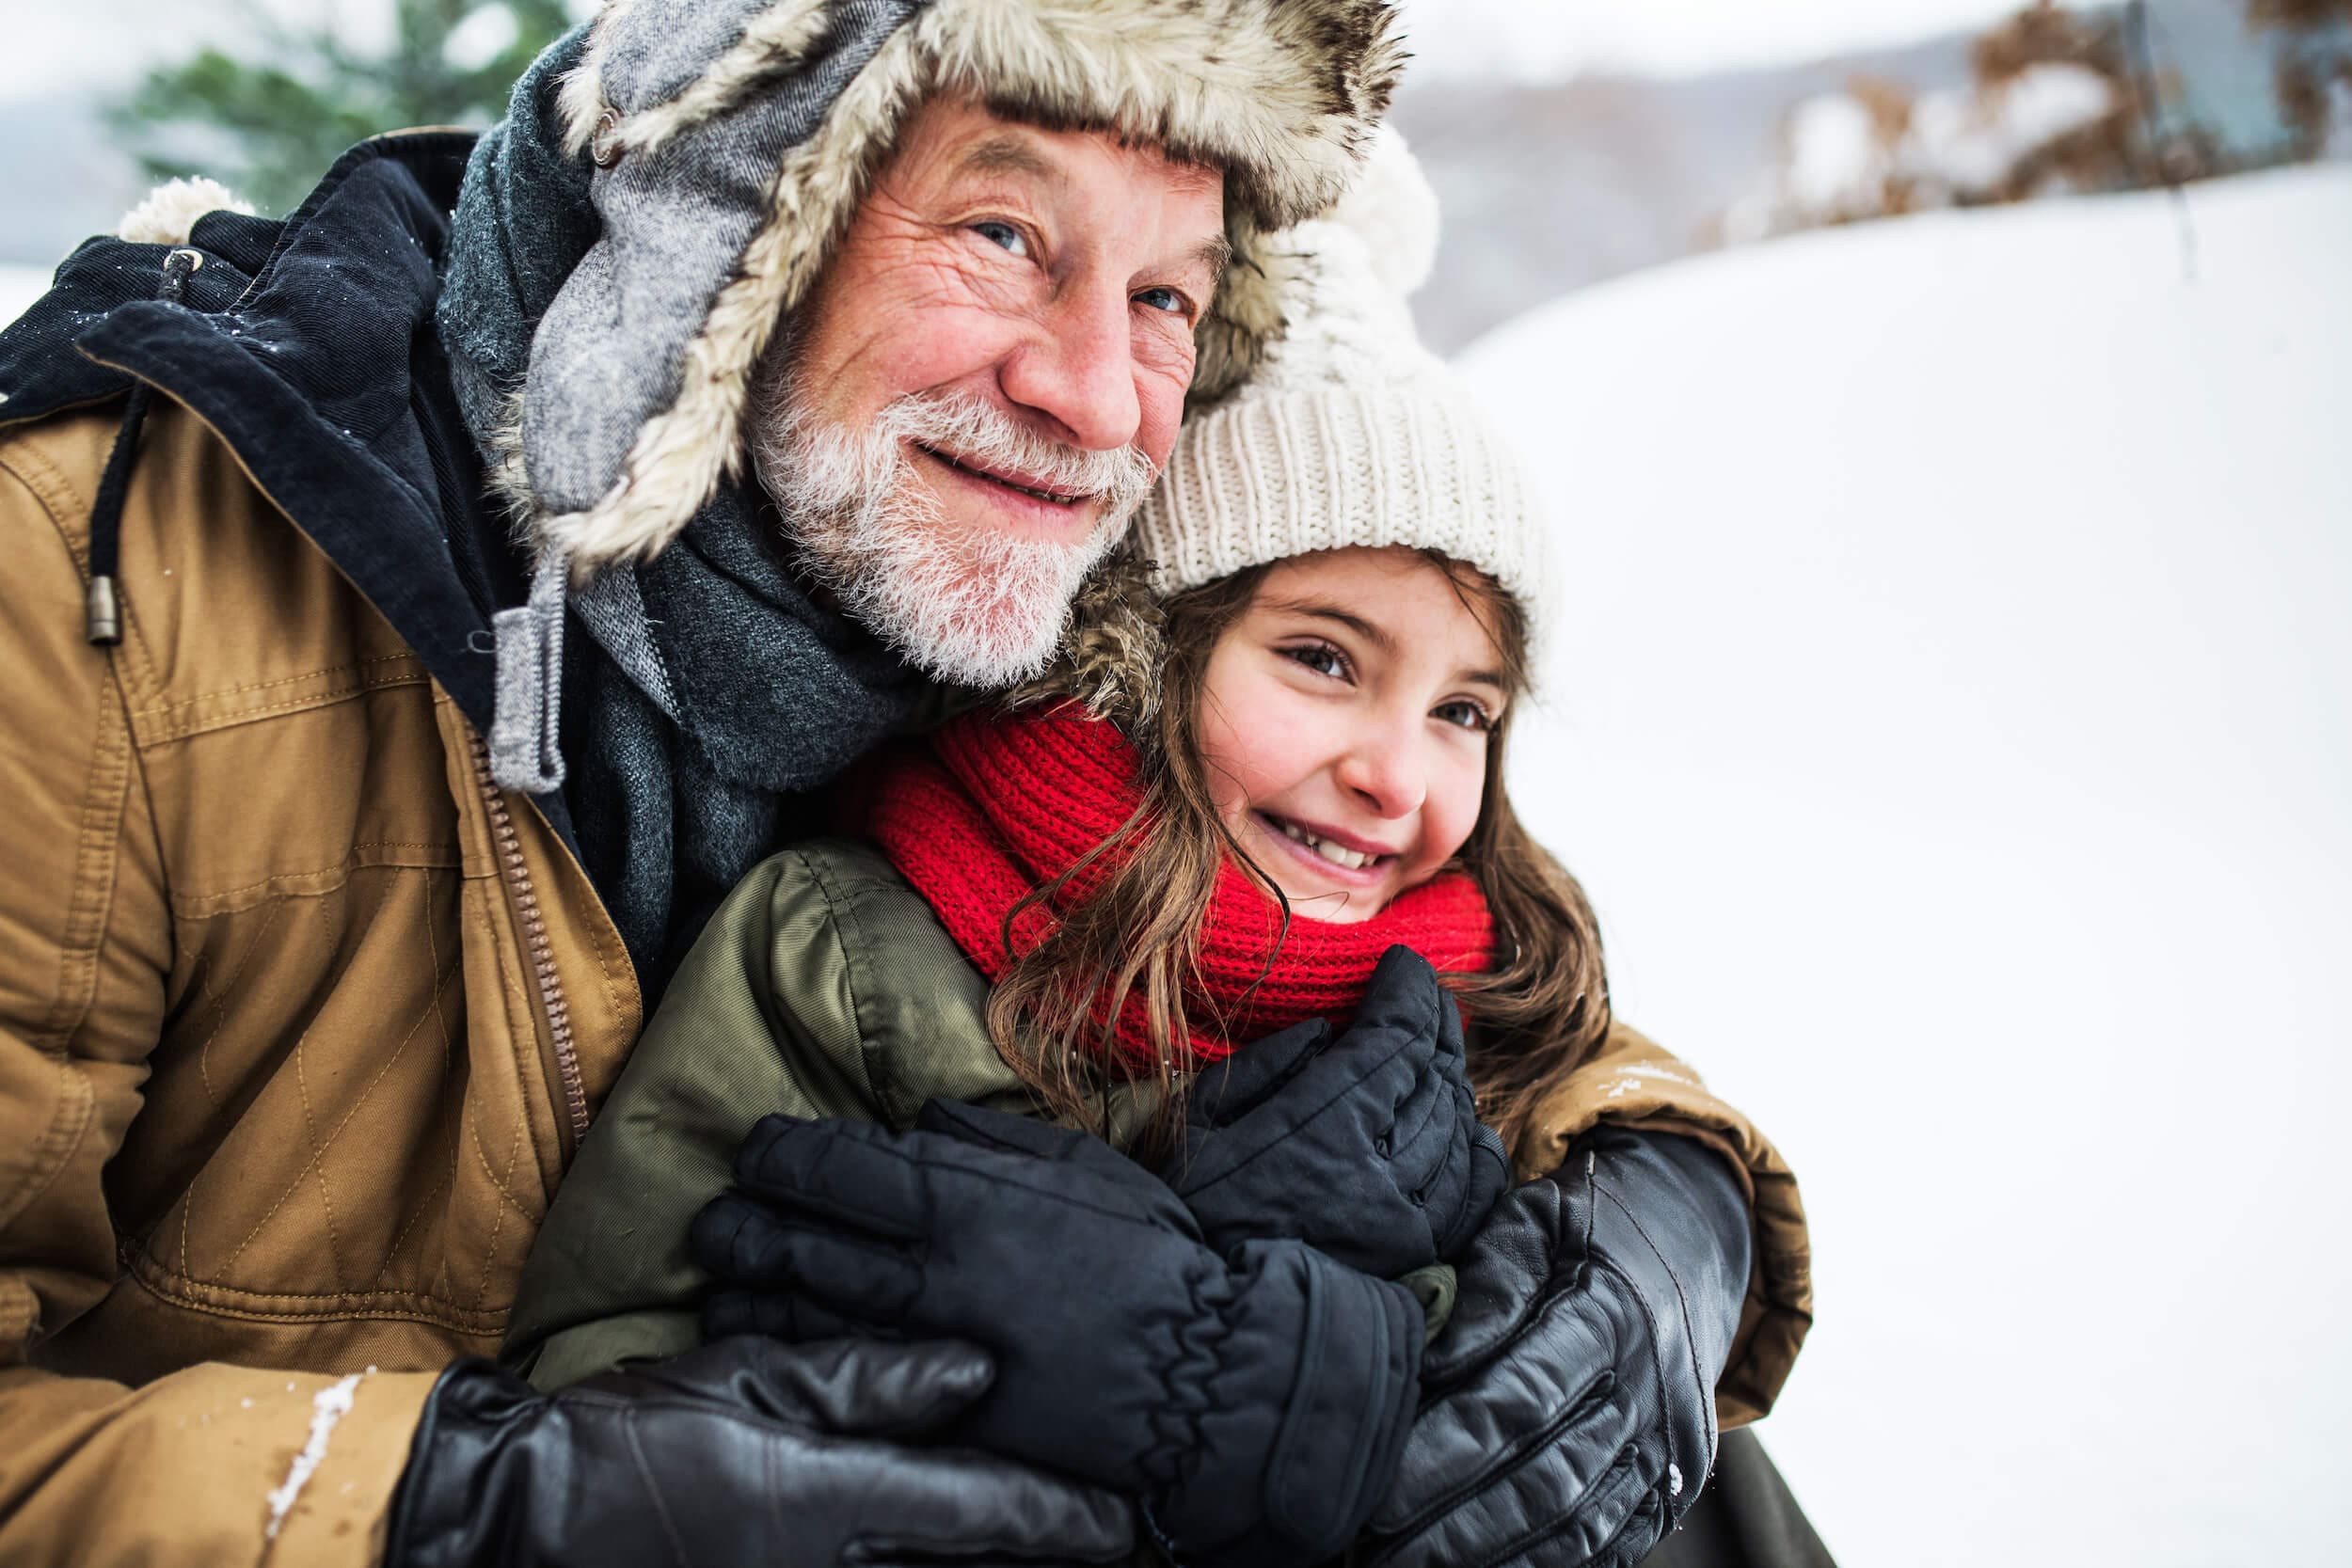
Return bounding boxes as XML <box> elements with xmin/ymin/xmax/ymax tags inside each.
<box><xmin>1280</xmin><ymin>642</ymin><xmax>1348</xmax><ymax>680</ymax></box>
<box><xmin>1434</xmin><ymin>699</ymin><xmax>1493</xmax><ymax>732</ymax></box>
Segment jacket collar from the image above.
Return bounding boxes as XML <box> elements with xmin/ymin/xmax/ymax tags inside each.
<box><xmin>0</xmin><ymin>133</ymin><xmax>529</xmax><ymax>755</ymax></box>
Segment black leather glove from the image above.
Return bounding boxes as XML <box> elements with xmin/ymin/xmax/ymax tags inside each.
<box><xmin>1359</xmin><ymin>1126</ymin><xmax>1753</xmax><ymax>1568</ymax></box>
<box><xmin>1168</xmin><ymin>946</ymin><xmax>1511</xmax><ymax>1279</ymax></box>
<box><xmin>383</xmin><ymin>1336</ymin><xmax>1135</xmax><ymax>1567</ymax></box>
<box><xmin>693</xmin><ymin>1100</ymin><xmax>1423</xmax><ymax>1568</ymax></box>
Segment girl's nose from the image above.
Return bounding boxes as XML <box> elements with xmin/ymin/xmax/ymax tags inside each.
<box><xmin>1336</xmin><ymin>721</ymin><xmax>1426</xmax><ymax>821</ymax></box>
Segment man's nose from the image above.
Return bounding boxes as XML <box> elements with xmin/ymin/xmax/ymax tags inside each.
<box><xmin>996</xmin><ymin>277</ymin><xmax>1142</xmax><ymax>453</ymax></box>
<box><xmin>1337</xmin><ymin>719</ymin><xmax>1428</xmax><ymax>821</ymax></box>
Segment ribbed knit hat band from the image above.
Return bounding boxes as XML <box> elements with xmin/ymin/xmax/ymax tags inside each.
<box><xmin>1146</xmin><ymin>383</ymin><xmax>1536</xmax><ymax>602</ymax></box>
<box><xmin>1132</xmin><ymin>131</ymin><xmax>1552</xmax><ymax>647</ymax></box>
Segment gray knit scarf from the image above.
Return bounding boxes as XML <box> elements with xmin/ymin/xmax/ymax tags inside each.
<box><xmin>437</xmin><ymin>30</ymin><xmax>924</xmax><ymax>996</ymax></box>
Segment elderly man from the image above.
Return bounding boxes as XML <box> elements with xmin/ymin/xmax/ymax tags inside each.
<box><xmin>0</xmin><ymin>3</ymin><xmax>1806</xmax><ymax>1565</ymax></box>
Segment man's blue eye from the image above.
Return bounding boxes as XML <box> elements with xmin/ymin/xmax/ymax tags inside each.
<box><xmin>973</xmin><ymin>221</ymin><xmax>1027</xmax><ymax>256</ymax></box>
<box><xmin>1135</xmin><ymin>286</ymin><xmax>1187</xmax><ymax>315</ymax></box>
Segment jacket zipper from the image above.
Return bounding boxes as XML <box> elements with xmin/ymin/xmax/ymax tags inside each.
<box><xmin>466</xmin><ymin>727</ymin><xmax>591</xmax><ymax>1148</ymax></box>
<box><xmin>69</xmin><ymin>367</ymin><xmax>596</xmax><ymax>1147</ymax></box>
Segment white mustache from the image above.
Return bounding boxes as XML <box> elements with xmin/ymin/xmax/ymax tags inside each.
<box><xmin>748</xmin><ymin>373</ymin><xmax>1136</xmax><ymax>689</ymax></box>
<box><xmin>872</xmin><ymin>389</ymin><xmax>1157</xmax><ymax>515</ymax></box>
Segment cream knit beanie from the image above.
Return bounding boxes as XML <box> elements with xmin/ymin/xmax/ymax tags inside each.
<box><xmin>1131</xmin><ymin>129</ymin><xmax>1549</xmax><ymax>644</ymax></box>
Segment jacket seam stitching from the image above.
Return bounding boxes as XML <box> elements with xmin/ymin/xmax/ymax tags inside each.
<box><xmin>463</xmin><ymin>882</ymin><xmax>547</xmax><ymax>1239</ymax></box>
<box><xmin>378</xmin><ymin>864</ymin><xmax>458</xmax><ymax>1288</ymax></box>
<box><xmin>797</xmin><ymin>846</ymin><xmax>895</xmax><ymax>1125</ymax></box>
<box><xmin>172</xmin><ymin>897</ymin><xmax>292</xmax><ymax>1271</ymax></box>
<box><xmin>208</xmin><ymin>1038</ymin><xmax>324</xmax><ymax>1271</ymax></box>
<box><xmin>135</xmin><ymin>673</ymin><xmax>435</xmax><ymax>743</ymax></box>
<box><xmin>0</xmin><ymin>436</ymin><xmax>169</xmax><ymax>704</ymax></box>
<box><xmin>571</xmin><ymin>864</ymin><xmax>629</xmax><ymax>1091</ymax></box>
<box><xmin>292</xmin><ymin>1005</ymin><xmax>356</xmax><ymax>1294</ymax></box>
<box><xmin>167</xmin><ymin>848</ymin><xmax>461</xmax><ymax>918</ymax></box>
<box><xmin>213</xmin><ymin>949</ymin><xmax>468</xmax><ymax>1297</ymax></box>
<box><xmin>0</xmin><ymin>517</ymin><xmax>143</xmax><ymax>1229</ymax></box>
<box><xmin>47</xmin><ymin>655</ymin><xmax>134</xmax><ymax>1050</ymax></box>
<box><xmin>129</xmin><ymin>653</ymin><xmax>425</xmax><ymax>716</ymax></box>
<box><xmin>117</xmin><ymin>1246</ymin><xmax>507</xmax><ymax>1332</ymax></box>
<box><xmin>207</xmin><ymin>943</ymin><xmax>463</xmax><ymax>1276</ymax></box>
<box><xmin>0</xmin><ymin>1059</ymin><xmax>98</xmax><ymax>1243</ymax></box>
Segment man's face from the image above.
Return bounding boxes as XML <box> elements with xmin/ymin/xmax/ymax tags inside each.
<box><xmin>751</xmin><ymin>96</ymin><xmax>1228</xmax><ymax>686</ymax></box>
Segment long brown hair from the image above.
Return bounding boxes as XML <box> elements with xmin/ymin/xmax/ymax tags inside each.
<box><xmin>985</xmin><ymin>552</ymin><xmax>1612</xmax><ymax>1164</ymax></box>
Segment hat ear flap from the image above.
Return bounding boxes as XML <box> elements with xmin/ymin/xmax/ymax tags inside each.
<box><xmin>1190</xmin><ymin>227</ymin><xmax>1295</xmax><ymax>412</ymax></box>
<box><xmin>1008</xmin><ymin>543</ymin><xmax>1167</xmax><ymax>731</ymax></box>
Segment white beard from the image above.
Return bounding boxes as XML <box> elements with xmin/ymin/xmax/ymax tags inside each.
<box><xmin>749</xmin><ymin>376</ymin><xmax>1152</xmax><ymax>689</ymax></box>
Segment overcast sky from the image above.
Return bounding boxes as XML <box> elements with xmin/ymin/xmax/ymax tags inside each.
<box><xmin>8</xmin><ymin>0</ymin><xmax>2028</xmax><ymax>102</ymax></box>
<box><xmin>1397</xmin><ymin>0</ymin><xmax>2026</xmax><ymax>79</ymax></box>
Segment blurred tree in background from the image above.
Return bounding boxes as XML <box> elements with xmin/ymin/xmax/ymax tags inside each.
<box><xmin>109</xmin><ymin>0</ymin><xmax>575</xmax><ymax>215</ymax></box>
<box><xmin>1720</xmin><ymin>0</ymin><xmax>2351</xmax><ymax>240</ymax></box>
<box><xmin>2251</xmin><ymin>0</ymin><xmax>2352</xmax><ymax>156</ymax></box>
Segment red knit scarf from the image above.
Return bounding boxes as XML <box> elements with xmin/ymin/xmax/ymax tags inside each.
<box><xmin>863</xmin><ymin>706</ymin><xmax>1492</xmax><ymax>1071</ymax></box>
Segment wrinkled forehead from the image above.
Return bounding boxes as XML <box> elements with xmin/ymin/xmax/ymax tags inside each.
<box><xmin>858</xmin><ymin>95</ymin><xmax>1232</xmax><ymax>289</ymax></box>
<box><xmin>879</xmin><ymin>94</ymin><xmax>1227</xmax><ymax>214</ymax></box>
<box><xmin>964</xmin><ymin>94</ymin><xmax>1229</xmax><ymax>190</ymax></box>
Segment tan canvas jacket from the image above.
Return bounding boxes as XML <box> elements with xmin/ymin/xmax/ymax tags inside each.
<box><xmin>0</xmin><ymin>403</ymin><xmax>644</xmax><ymax>1563</ymax></box>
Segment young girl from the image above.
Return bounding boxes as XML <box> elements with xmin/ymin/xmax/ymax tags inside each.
<box><xmin>506</xmin><ymin>140</ymin><xmax>1806</xmax><ymax>1566</ymax></box>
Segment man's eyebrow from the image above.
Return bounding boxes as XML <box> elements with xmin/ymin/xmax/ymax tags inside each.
<box><xmin>953</xmin><ymin>136</ymin><xmax>1226</xmax><ymax>283</ymax></box>
<box><xmin>954</xmin><ymin>134</ymin><xmax>1060</xmax><ymax>186</ymax></box>
<box><xmin>1181</xmin><ymin>233</ymin><xmax>1234</xmax><ymax>284</ymax></box>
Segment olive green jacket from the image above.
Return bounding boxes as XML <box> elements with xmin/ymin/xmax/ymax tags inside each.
<box><xmin>505</xmin><ymin>840</ymin><xmax>1813</xmax><ymax>1435</ymax></box>
<box><xmin>505</xmin><ymin>839</ymin><xmax>1056</xmax><ymax>1386</ymax></box>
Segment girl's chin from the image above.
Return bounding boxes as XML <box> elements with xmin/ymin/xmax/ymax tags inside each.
<box><xmin>1269</xmin><ymin>881</ymin><xmax>1383</xmax><ymax>922</ymax></box>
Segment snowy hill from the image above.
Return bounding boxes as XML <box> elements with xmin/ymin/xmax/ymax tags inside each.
<box><xmin>1459</xmin><ymin>164</ymin><xmax>2352</xmax><ymax>1566</ymax></box>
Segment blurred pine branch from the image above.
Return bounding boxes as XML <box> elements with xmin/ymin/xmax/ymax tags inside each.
<box><xmin>108</xmin><ymin>0</ymin><xmax>574</xmax><ymax>214</ymax></box>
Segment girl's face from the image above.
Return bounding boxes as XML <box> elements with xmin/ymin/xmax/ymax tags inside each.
<box><xmin>1197</xmin><ymin>546</ymin><xmax>1511</xmax><ymax>924</ymax></box>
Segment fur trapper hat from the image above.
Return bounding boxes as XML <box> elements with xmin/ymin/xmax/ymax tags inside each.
<box><xmin>518</xmin><ymin>0</ymin><xmax>1406</xmax><ymax>576</ymax></box>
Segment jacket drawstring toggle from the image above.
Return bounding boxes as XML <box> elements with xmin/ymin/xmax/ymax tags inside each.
<box><xmin>488</xmin><ymin>540</ymin><xmax>571</xmax><ymax>794</ymax></box>
<box><xmin>85</xmin><ymin>246</ymin><xmax>202</xmax><ymax>646</ymax></box>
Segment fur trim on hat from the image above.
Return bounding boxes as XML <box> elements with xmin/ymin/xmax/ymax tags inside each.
<box><xmin>562</xmin><ymin>0</ymin><xmax>1401</xmax><ymax>241</ymax></box>
<box><xmin>528</xmin><ymin>0</ymin><xmax>1403</xmax><ymax>573</ymax></box>
<box><xmin>116</xmin><ymin>177</ymin><xmax>256</xmax><ymax>245</ymax></box>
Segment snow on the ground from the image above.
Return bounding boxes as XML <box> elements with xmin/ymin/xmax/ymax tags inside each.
<box><xmin>1</xmin><ymin>264</ymin><xmax>50</xmax><ymax>330</ymax></box>
<box><xmin>1458</xmin><ymin>164</ymin><xmax>2352</xmax><ymax>1567</ymax></box>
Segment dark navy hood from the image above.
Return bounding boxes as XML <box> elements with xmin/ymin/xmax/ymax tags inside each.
<box><xmin>0</xmin><ymin>132</ymin><xmax>532</xmax><ymax>755</ymax></box>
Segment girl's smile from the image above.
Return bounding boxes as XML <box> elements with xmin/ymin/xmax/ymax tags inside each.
<box><xmin>1198</xmin><ymin>546</ymin><xmax>1511</xmax><ymax>923</ymax></box>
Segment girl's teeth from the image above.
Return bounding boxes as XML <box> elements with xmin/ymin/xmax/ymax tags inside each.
<box><xmin>1273</xmin><ymin>817</ymin><xmax>1373</xmax><ymax>870</ymax></box>
<box><xmin>1314</xmin><ymin>839</ymin><xmax>1369</xmax><ymax>870</ymax></box>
